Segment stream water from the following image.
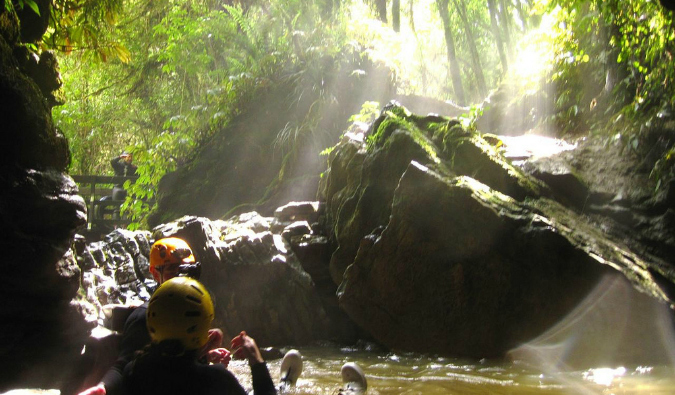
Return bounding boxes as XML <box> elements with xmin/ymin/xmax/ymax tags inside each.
<box><xmin>227</xmin><ymin>344</ymin><xmax>675</xmax><ymax>394</ymax></box>
<box><xmin>237</xmin><ymin>276</ymin><xmax>675</xmax><ymax>395</ymax></box>
<box><xmin>4</xmin><ymin>348</ymin><xmax>675</xmax><ymax>395</ymax></box>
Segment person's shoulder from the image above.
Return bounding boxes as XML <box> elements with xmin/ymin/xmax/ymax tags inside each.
<box><xmin>126</xmin><ymin>303</ymin><xmax>148</xmax><ymax>322</ymax></box>
<box><xmin>199</xmin><ymin>363</ymin><xmax>239</xmax><ymax>383</ymax></box>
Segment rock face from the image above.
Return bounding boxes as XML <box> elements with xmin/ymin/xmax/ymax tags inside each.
<box><xmin>319</xmin><ymin>102</ymin><xmax>675</xmax><ymax>358</ymax></box>
<box><xmin>75</xmin><ymin>213</ymin><xmax>356</xmax><ymax>349</ymax></box>
<box><xmin>0</xmin><ymin>3</ymin><xmax>88</xmax><ymax>391</ymax></box>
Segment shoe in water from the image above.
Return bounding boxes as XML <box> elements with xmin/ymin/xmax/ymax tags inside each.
<box><xmin>279</xmin><ymin>349</ymin><xmax>303</xmax><ymax>390</ymax></box>
<box><xmin>339</xmin><ymin>362</ymin><xmax>367</xmax><ymax>394</ymax></box>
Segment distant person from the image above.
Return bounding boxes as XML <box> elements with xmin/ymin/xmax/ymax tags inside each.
<box><xmin>76</xmin><ymin>237</ymin><xmax>227</xmax><ymax>395</ymax></box>
<box><xmin>110</xmin><ymin>152</ymin><xmax>137</xmax><ymax>201</ymax></box>
<box><xmin>122</xmin><ymin>277</ymin><xmax>276</xmax><ymax>395</ymax></box>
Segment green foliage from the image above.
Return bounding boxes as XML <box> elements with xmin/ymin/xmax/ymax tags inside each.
<box><xmin>349</xmin><ymin>101</ymin><xmax>381</xmax><ymax>125</ymax></box>
<box><xmin>320</xmin><ymin>100</ymin><xmax>381</xmax><ymax>157</ymax></box>
<box><xmin>56</xmin><ymin>0</ymin><xmax>353</xmax><ymax>229</ymax></box>
<box><xmin>545</xmin><ymin>1</ymin><xmax>675</xmax><ymax>122</ymax></box>
<box><xmin>459</xmin><ymin>104</ymin><xmax>484</xmax><ymax>132</ymax></box>
<box><xmin>651</xmin><ymin>145</ymin><xmax>675</xmax><ymax>191</ymax></box>
<box><xmin>10</xmin><ymin>0</ymin><xmax>40</xmax><ymax>16</ymax></box>
<box><xmin>544</xmin><ymin>0</ymin><xmax>675</xmax><ymax>188</ymax></box>
<box><xmin>45</xmin><ymin>0</ymin><xmax>127</xmax><ymax>62</ymax></box>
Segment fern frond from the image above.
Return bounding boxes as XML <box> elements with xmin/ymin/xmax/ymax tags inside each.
<box><xmin>223</xmin><ymin>4</ymin><xmax>258</xmax><ymax>44</ymax></box>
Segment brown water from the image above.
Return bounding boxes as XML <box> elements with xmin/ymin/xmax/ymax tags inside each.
<box><xmin>230</xmin><ymin>276</ymin><xmax>675</xmax><ymax>394</ymax></box>
<box><xmin>225</xmin><ymin>345</ymin><xmax>675</xmax><ymax>394</ymax></box>
<box><xmin>4</xmin><ymin>353</ymin><xmax>674</xmax><ymax>395</ymax></box>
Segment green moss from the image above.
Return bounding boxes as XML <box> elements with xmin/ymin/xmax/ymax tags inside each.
<box><xmin>367</xmin><ymin>104</ymin><xmax>464</xmax><ymax>165</ymax></box>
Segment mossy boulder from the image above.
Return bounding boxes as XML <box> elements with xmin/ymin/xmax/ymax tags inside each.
<box><xmin>319</xmin><ymin>102</ymin><xmax>674</xmax><ymax>359</ymax></box>
<box><xmin>320</xmin><ymin>102</ymin><xmax>548</xmax><ymax>285</ymax></box>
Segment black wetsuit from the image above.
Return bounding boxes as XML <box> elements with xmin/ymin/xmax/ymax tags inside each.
<box><xmin>101</xmin><ymin>303</ymin><xmax>149</xmax><ymax>395</ymax></box>
<box><xmin>111</xmin><ymin>157</ymin><xmax>138</xmax><ymax>178</ymax></box>
<box><xmin>110</xmin><ymin>157</ymin><xmax>137</xmax><ymax>200</ymax></box>
<box><xmin>122</xmin><ymin>348</ymin><xmax>277</xmax><ymax>395</ymax></box>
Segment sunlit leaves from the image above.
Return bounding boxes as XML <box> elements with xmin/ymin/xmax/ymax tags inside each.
<box><xmin>44</xmin><ymin>0</ymin><xmax>128</xmax><ymax>62</ymax></box>
<box><xmin>543</xmin><ymin>0</ymin><xmax>675</xmax><ymax>189</ymax></box>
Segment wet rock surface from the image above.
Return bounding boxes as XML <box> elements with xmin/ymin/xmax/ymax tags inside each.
<box><xmin>76</xmin><ymin>213</ymin><xmax>356</xmax><ymax>348</ymax></box>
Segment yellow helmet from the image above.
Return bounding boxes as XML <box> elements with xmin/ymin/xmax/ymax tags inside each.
<box><xmin>146</xmin><ymin>277</ymin><xmax>214</xmax><ymax>351</ymax></box>
<box><xmin>149</xmin><ymin>237</ymin><xmax>195</xmax><ymax>268</ymax></box>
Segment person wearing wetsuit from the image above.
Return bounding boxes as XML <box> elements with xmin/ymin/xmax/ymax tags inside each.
<box><xmin>110</xmin><ymin>152</ymin><xmax>137</xmax><ymax>201</ymax></box>
<box><xmin>78</xmin><ymin>238</ymin><xmax>224</xmax><ymax>395</ymax></box>
<box><xmin>122</xmin><ymin>278</ymin><xmax>276</xmax><ymax>395</ymax></box>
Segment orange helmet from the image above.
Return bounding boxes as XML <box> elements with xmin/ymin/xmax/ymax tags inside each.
<box><xmin>150</xmin><ymin>237</ymin><xmax>195</xmax><ymax>268</ymax></box>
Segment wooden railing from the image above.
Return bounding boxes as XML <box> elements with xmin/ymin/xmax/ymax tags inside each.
<box><xmin>72</xmin><ymin>175</ymin><xmax>138</xmax><ymax>232</ymax></box>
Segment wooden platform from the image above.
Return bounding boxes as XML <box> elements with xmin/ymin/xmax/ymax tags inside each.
<box><xmin>72</xmin><ymin>175</ymin><xmax>138</xmax><ymax>235</ymax></box>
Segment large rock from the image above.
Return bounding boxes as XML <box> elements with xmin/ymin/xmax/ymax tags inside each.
<box><xmin>320</xmin><ymin>102</ymin><xmax>547</xmax><ymax>286</ymax></box>
<box><xmin>1</xmin><ymin>4</ymin><xmax>69</xmax><ymax>173</ymax></box>
<box><xmin>320</xmin><ymin>103</ymin><xmax>675</xmax><ymax>360</ymax></box>
<box><xmin>0</xmin><ymin>3</ymin><xmax>87</xmax><ymax>391</ymax></box>
<box><xmin>0</xmin><ymin>169</ymin><xmax>89</xmax><ymax>391</ymax></box>
<box><xmin>338</xmin><ymin>162</ymin><xmax>671</xmax><ymax>357</ymax></box>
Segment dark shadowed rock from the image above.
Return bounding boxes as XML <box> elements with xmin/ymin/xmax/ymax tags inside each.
<box><xmin>337</xmin><ymin>162</ymin><xmax>672</xmax><ymax>357</ymax></box>
<box><xmin>0</xmin><ymin>170</ymin><xmax>88</xmax><ymax>390</ymax></box>
<box><xmin>14</xmin><ymin>0</ymin><xmax>50</xmax><ymax>43</ymax></box>
<box><xmin>522</xmin><ymin>156</ymin><xmax>590</xmax><ymax>210</ymax></box>
<box><xmin>1</xmin><ymin>6</ymin><xmax>97</xmax><ymax>387</ymax></box>
<box><xmin>319</xmin><ymin>103</ymin><xmax>675</xmax><ymax>360</ymax></box>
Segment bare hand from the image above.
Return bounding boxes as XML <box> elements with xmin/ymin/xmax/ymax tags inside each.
<box><xmin>206</xmin><ymin>347</ymin><xmax>232</xmax><ymax>368</ymax></box>
<box><xmin>230</xmin><ymin>331</ymin><xmax>264</xmax><ymax>365</ymax></box>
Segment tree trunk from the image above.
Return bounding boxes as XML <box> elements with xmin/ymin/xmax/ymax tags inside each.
<box><xmin>393</xmin><ymin>0</ymin><xmax>401</xmax><ymax>32</ymax></box>
<box><xmin>499</xmin><ymin>0</ymin><xmax>514</xmax><ymax>58</ymax></box>
<box><xmin>453</xmin><ymin>0</ymin><xmax>488</xmax><ymax>98</ymax></box>
<box><xmin>488</xmin><ymin>0</ymin><xmax>508</xmax><ymax>73</ymax></box>
<box><xmin>512</xmin><ymin>0</ymin><xmax>528</xmax><ymax>31</ymax></box>
<box><xmin>437</xmin><ymin>0</ymin><xmax>466</xmax><ymax>105</ymax></box>
<box><xmin>376</xmin><ymin>0</ymin><xmax>387</xmax><ymax>23</ymax></box>
<box><xmin>600</xmin><ymin>5</ymin><xmax>628</xmax><ymax>102</ymax></box>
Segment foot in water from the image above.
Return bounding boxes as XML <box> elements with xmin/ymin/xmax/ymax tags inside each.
<box><xmin>339</xmin><ymin>362</ymin><xmax>367</xmax><ymax>394</ymax></box>
<box><xmin>279</xmin><ymin>349</ymin><xmax>303</xmax><ymax>392</ymax></box>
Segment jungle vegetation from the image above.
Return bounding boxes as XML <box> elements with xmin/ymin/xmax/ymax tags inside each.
<box><xmin>11</xmin><ymin>0</ymin><xmax>674</xmax><ymax>228</ymax></box>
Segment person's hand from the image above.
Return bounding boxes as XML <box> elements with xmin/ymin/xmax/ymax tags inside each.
<box><xmin>230</xmin><ymin>331</ymin><xmax>264</xmax><ymax>366</ymax></box>
<box><xmin>77</xmin><ymin>383</ymin><xmax>106</xmax><ymax>395</ymax></box>
<box><xmin>206</xmin><ymin>347</ymin><xmax>232</xmax><ymax>368</ymax></box>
